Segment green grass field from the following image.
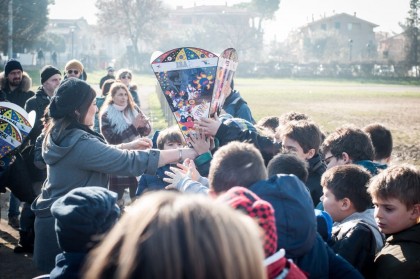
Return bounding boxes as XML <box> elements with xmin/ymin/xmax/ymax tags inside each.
<box><xmin>148</xmin><ymin>76</ymin><xmax>420</xmax><ymax>166</ymax></box>
<box><xmin>236</xmin><ymin>78</ymin><xmax>420</xmax><ymax>166</ymax></box>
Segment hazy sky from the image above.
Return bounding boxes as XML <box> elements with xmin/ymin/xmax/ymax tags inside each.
<box><xmin>49</xmin><ymin>0</ymin><xmax>409</xmax><ymax>41</ymax></box>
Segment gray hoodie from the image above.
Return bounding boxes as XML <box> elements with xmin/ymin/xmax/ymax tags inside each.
<box><xmin>334</xmin><ymin>208</ymin><xmax>384</xmax><ymax>253</ymax></box>
<box><xmin>34</xmin><ymin>128</ymin><xmax>159</xmax><ymax>213</ymax></box>
<box><xmin>31</xmin><ymin>128</ymin><xmax>159</xmax><ymax>273</ymax></box>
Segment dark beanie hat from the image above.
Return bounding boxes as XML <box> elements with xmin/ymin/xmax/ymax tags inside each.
<box><xmin>50</xmin><ymin>186</ymin><xmax>120</xmax><ymax>252</ymax></box>
<box><xmin>4</xmin><ymin>59</ymin><xmax>23</xmax><ymax>76</ymax></box>
<box><xmin>41</xmin><ymin>65</ymin><xmax>61</xmax><ymax>84</ymax></box>
<box><xmin>49</xmin><ymin>78</ymin><xmax>93</xmax><ymax>119</ymax></box>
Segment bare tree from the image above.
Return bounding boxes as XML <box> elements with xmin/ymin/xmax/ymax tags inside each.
<box><xmin>95</xmin><ymin>0</ymin><xmax>167</xmax><ymax>68</ymax></box>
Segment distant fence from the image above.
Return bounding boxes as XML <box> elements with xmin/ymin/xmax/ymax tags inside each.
<box><xmin>155</xmin><ymin>84</ymin><xmax>175</xmax><ymax>127</ymax></box>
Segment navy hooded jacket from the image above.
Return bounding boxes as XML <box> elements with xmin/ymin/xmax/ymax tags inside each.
<box><xmin>250</xmin><ymin>174</ymin><xmax>362</xmax><ymax>279</ymax></box>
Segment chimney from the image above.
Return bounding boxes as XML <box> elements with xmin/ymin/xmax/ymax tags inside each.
<box><xmin>354</xmin><ymin>12</ymin><xmax>357</xmax><ymax>17</ymax></box>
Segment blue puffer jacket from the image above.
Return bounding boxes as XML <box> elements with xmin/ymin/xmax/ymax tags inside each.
<box><xmin>136</xmin><ymin>164</ymin><xmax>172</xmax><ymax>196</ymax></box>
<box><xmin>250</xmin><ymin>174</ymin><xmax>363</xmax><ymax>279</ymax></box>
<box><xmin>222</xmin><ymin>90</ymin><xmax>255</xmax><ymax>124</ymax></box>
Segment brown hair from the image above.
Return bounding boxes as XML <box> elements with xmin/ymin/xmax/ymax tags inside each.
<box><xmin>322</xmin><ymin>165</ymin><xmax>372</xmax><ymax>212</ymax></box>
<box><xmin>368</xmin><ymin>164</ymin><xmax>420</xmax><ymax>209</ymax></box>
<box><xmin>101</xmin><ymin>79</ymin><xmax>115</xmax><ymax>96</ymax></box>
<box><xmin>99</xmin><ymin>82</ymin><xmax>137</xmax><ymax>117</ymax></box>
<box><xmin>83</xmin><ymin>191</ymin><xmax>266</xmax><ymax>279</ymax></box>
<box><xmin>363</xmin><ymin>123</ymin><xmax>393</xmax><ymax>161</ymax></box>
<box><xmin>156</xmin><ymin>126</ymin><xmax>185</xmax><ymax>150</ymax></box>
<box><xmin>267</xmin><ymin>152</ymin><xmax>309</xmax><ymax>182</ymax></box>
<box><xmin>209</xmin><ymin>142</ymin><xmax>267</xmax><ymax>193</ymax></box>
<box><xmin>278</xmin><ymin>120</ymin><xmax>323</xmax><ymax>152</ymax></box>
<box><xmin>321</xmin><ymin>125</ymin><xmax>374</xmax><ymax>161</ymax></box>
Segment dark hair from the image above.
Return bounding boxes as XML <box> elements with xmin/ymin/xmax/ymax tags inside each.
<box><xmin>278</xmin><ymin>111</ymin><xmax>309</xmax><ymax>126</ymax></box>
<box><xmin>256</xmin><ymin>116</ymin><xmax>279</xmax><ymax>133</ymax></box>
<box><xmin>209</xmin><ymin>142</ymin><xmax>267</xmax><ymax>193</ymax></box>
<box><xmin>156</xmin><ymin>126</ymin><xmax>185</xmax><ymax>150</ymax></box>
<box><xmin>278</xmin><ymin>120</ymin><xmax>323</xmax><ymax>152</ymax></box>
<box><xmin>267</xmin><ymin>152</ymin><xmax>309</xmax><ymax>182</ymax></box>
<box><xmin>363</xmin><ymin>123</ymin><xmax>393</xmax><ymax>161</ymax></box>
<box><xmin>368</xmin><ymin>164</ymin><xmax>420</xmax><ymax>209</ymax></box>
<box><xmin>321</xmin><ymin>125</ymin><xmax>374</xmax><ymax>162</ymax></box>
<box><xmin>322</xmin><ymin>165</ymin><xmax>372</xmax><ymax>212</ymax></box>
<box><xmin>101</xmin><ymin>79</ymin><xmax>115</xmax><ymax>96</ymax></box>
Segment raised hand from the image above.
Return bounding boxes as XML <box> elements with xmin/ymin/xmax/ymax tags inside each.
<box><xmin>195</xmin><ymin>114</ymin><xmax>221</xmax><ymax>136</ymax></box>
<box><xmin>132</xmin><ymin>112</ymin><xmax>150</xmax><ymax>128</ymax></box>
<box><xmin>189</xmin><ymin>130</ymin><xmax>211</xmax><ymax>155</ymax></box>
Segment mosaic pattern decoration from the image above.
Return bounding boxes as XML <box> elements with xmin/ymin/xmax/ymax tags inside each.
<box><xmin>151</xmin><ymin>47</ymin><xmax>219</xmax><ymax>144</ymax></box>
<box><xmin>0</xmin><ymin>102</ymin><xmax>33</xmax><ymax>159</ymax></box>
<box><xmin>0</xmin><ymin>118</ymin><xmax>22</xmax><ymax>158</ymax></box>
<box><xmin>0</xmin><ymin>102</ymin><xmax>32</xmax><ymax>137</ymax></box>
<box><xmin>210</xmin><ymin>48</ymin><xmax>238</xmax><ymax>117</ymax></box>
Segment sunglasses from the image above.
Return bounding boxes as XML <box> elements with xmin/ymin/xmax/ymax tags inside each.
<box><xmin>121</xmin><ymin>75</ymin><xmax>132</xmax><ymax>79</ymax></box>
<box><xmin>67</xmin><ymin>70</ymin><xmax>79</xmax><ymax>75</ymax></box>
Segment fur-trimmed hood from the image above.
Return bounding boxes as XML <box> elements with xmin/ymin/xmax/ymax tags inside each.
<box><xmin>0</xmin><ymin>71</ymin><xmax>33</xmax><ymax>92</ymax></box>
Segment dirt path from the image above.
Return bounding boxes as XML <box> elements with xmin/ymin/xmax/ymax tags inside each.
<box><xmin>1</xmin><ymin>192</ymin><xmax>43</xmax><ymax>278</ymax></box>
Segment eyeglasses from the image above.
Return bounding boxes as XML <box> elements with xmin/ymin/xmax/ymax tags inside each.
<box><xmin>67</xmin><ymin>69</ymin><xmax>79</xmax><ymax>75</ymax></box>
<box><xmin>121</xmin><ymin>75</ymin><xmax>132</xmax><ymax>80</ymax></box>
<box><xmin>323</xmin><ymin>155</ymin><xmax>335</xmax><ymax>165</ymax></box>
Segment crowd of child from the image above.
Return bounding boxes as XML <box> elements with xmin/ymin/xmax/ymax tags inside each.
<box><xmin>0</xmin><ymin>58</ymin><xmax>419</xmax><ymax>279</ymax></box>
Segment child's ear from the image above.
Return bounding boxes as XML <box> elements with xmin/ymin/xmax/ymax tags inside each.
<box><xmin>341</xmin><ymin>152</ymin><xmax>352</xmax><ymax>164</ymax></box>
<box><xmin>305</xmin><ymin>148</ymin><xmax>316</xmax><ymax>160</ymax></box>
<box><xmin>340</xmin><ymin>197</ymin><xmax>352</xmax><ymax>211</ymax></box>
<box><xmin>409</xmin><ymin>204</ymin><xmax>420</xmax><ymax>221</ymax></box>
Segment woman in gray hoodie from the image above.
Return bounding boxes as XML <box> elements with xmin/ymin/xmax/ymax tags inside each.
<box><xmin>31</xmin><ymin>78</ymin><xmax>197</xmax><ymax>273</ymax></box>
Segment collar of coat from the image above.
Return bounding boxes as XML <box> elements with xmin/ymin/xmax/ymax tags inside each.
<box><xmin>0</xmin><ymin>71</ymin><xmax>32</xmax><ymax>93</ymax></box>
<box><xmin>104</xmin><ymin>104</ymin><xmax>138</xmax><ymax>135</ymax></box>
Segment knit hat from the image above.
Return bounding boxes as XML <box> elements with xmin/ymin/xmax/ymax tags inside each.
<box><xmin>50</xmin><ymin>186</ymin><xmax>120</xmax><ymax>252</ymax></box>
<box><xmin>49</xmin><ymin>78</ymin><xmax>93</xmax><ymax>119</ymax></box>
<box><xmin>218</xmin><ymin>186</ymin><xmax>278</xmax><ymax>257</ymax></box>
<box><xmin>65</xmin><ymin>59</ymin><xmax>84</xmax><ymax>73</ymax></box>
<box><xmin>4</xmin><ymin>59</ymin><xmax>23</xmax><ymax>76</ymax></box>
<box><xmin>40</xmin><ymin>65</ymin><xmax>61</xmax><ymax>84</ymax></box>
<box><xmin>107</xmin><ymin>66</ymin><xmax>114</xmax><ymax>71</ymax></box>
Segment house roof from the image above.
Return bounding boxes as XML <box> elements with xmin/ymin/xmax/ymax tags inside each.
<box><xmin>171</xmin><ymin>5</ymin><xmax>254</xmax><ymax>16</ymax></box>
<box><xmin>303</xmin><ymin>12</ymin><xmax>379</xmax><ymax>28</ymax></box>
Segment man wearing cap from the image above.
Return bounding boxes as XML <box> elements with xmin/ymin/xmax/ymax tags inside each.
<box><xmin>0</xmin><ymin>59</ymin><xmax>34</xmax><ymax>107</ymax></box>
<box><xmin>99</xmin><ymin>66</ymin><xmax>115</xmax><ymax>90</ymax></box>
<box><xmin>25</xmin><ymin>65</ymin><xmax>62</xmax><ymax>143</ymax></box>
<box><xmin>0</xmin><ymin>59</ymin><xmax>35</xmax><ymax>251</ymax></box>
<box><xmin>64</xmin><ymin>59</ymin><xmax>84</xmax><ymax>80</ymax></box>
